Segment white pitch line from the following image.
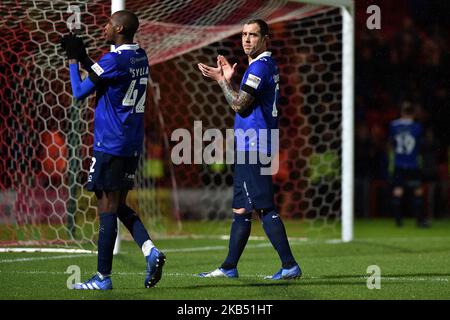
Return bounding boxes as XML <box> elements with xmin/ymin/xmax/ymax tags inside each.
<box><xmin>0</xmin><ymin>254</ymin><xmax>94</xmax><ymax>264</ymax></box>
<box><xmin>0</xmin><ymin>242</ymin><xmax>277</xmax><ymax>264</ymax></box>
<box><xmin>0</xmin><ymin>248</ymin><xmax>96</xmax><ymax>254</ymax></box>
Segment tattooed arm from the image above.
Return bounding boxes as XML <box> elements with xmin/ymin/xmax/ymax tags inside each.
<box><xmin>198</xmin><ymin>58</ymin><xmax>254</xmax><ymax>114</ymax></box>
<box><xmin>217</xmin><ymin>79</ymin><xmax>254</xmax><ymax>114</ymax></box>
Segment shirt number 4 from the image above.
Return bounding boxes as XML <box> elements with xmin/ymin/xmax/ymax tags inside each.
<box><xmin>122</xmin><ymin>77</ymin><xmax>148</xmax><ymax>113</ymax></box>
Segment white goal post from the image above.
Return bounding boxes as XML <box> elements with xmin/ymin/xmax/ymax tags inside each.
<box><xmin>111</xmin><ymin>0</ymin><xmax>125</xmax><ymax>255</ymax></box>
<box><xmin>296</xmin><ymin>0</ymin><xmax>355</xmax><ymax>242</ymax></box>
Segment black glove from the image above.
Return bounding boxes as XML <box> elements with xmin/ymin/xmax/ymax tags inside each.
<box><xmin>60</xmin><ymin>33</ymin><xmax>88</xmax><ymax>60</ymax></box>
<box><xmin>60</xmin><ymin>33</ymin><xmax>94</xmax><ymax>70</ymax></box>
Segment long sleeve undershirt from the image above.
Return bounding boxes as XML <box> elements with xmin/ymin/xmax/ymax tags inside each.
<box><xmin>69</xmin><ymin>63</ymin><xmax>96</xmax><ymax>100</ymax></box>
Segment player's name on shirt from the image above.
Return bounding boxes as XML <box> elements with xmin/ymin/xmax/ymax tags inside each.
<box><xmin>129</xmin><ymin>66</ymin><xmax>149</xmax><ymax>78</ymax></box>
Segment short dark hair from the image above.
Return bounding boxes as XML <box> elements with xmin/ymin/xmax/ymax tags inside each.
<box><xmin>401</xmin><ymin>101</ymin><xmax>414</xmax><ymax>115</ymax></box>
<box><xmin>246</xmin><ymin>19</ymin><xmax>269</xmax><ymax>37</ymax></box>
<box><xmin>113</xmin><ymin>10</ymin><xmax>139</xmax><ymax>38</ymax></box>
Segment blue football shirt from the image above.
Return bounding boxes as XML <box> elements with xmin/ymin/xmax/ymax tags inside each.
<box><xmin>88</xmin><ymin>44</ymin><xmax>149</xmax><ymax>157</ymax></box>
<box><xmin>389</xmin><ymin>118</ymin><xmax>423</xmax><ymax>169</ymax></box>
<box><xmin>235</xmin><ymin>51</ymin><xmax>280</xmax><ymax>154</ymax></box>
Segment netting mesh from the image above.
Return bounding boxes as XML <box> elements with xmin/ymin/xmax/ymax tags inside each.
<box><xmin>147</xmin><ymin>7</ymin><xmax>343</xmax><ymax>236</ymax></box>
<box><xmin>0</xmin><ymin>0</ymin><xmax>343</xmax><ymax>248</ymax></box>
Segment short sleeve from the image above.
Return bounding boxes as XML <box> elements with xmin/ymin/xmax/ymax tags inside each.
<box><xmin>88</xmin><ymin>52</ymin><xmax>119</xmax><ymax>84</ymax></box>
<box><xmin>241</xmin><ymin>61</ymin><xmax>269</xmax><ymax>96</ymax></box>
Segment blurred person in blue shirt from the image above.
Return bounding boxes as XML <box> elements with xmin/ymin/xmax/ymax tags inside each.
<box><xmin>388</xmin><ymin>101</ymin><xmax>430</xmax><ymax>228</ymax></box>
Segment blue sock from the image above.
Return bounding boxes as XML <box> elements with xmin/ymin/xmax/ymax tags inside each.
<box><xmin>221</xmin><ymin>212</ymin><xmax>252</xmax><ymax>270</ymax></box>
<box><xmin>97</xmin><ymin>212</ymin><xmax>117</xmax><ymax>276</ymax></box>
<box><xmin>118</xmin><ymin>204</ymin><xmax>150</xmax><ymax>248</ymax></box>
<box><xmin>260</xmin><ymin>209</ymin><xmax>297</xmax><ymax>269</ymax></box>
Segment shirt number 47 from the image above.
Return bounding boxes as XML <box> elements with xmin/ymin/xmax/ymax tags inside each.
<box><xmin>122</xmin><ymin>77</ymin><xmax>148</xmax><ymax>113</ymax></box>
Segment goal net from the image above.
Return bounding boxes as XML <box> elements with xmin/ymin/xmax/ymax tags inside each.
<box><xmin>0</xmin><ymin>0</ymin><xmax>351</xmax><ymax>251</ymax></box>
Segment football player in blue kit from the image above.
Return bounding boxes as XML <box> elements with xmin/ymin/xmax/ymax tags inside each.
<box><xmin>61</xmin><ymin>10</ymin><xmax>165</xmax><ymax>290</ymax></box>
<box><xmin>389</xmin><ymin>101</ymin><xmax>430</xmax><ymax>228</ymax></box>
<box><xmin>197</xmin><ymin>19</ymin><xmax>301</xmax><ymax>280</ymax></box>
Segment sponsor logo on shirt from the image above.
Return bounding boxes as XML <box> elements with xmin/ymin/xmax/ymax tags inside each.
<box><xmin>245</xmin><ymin>74</ymin><xmax>261</xmax><ymax>89</ymax></box>
<box><xmin>91</xmin><ymin>63</ymin><xmax>104</xmax><ymax>76</ymax></box>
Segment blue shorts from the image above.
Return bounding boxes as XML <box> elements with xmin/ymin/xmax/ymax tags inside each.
<box><xmin>391</xmin><ymin>168</ymin><xmax>422</xmax><ymax>189</ymax></box>
<box><xmin>86</xmin><ymin>151</ymin><xmax>140</xmax><ymax>192</ymax></box>
<box><xmin>232</xmin><ymin>152</ymin><xmax>275</xmax><ymax>212</ymax></box>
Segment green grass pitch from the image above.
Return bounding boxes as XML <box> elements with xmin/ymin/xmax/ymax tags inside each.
<box><xmin>0</xmin><ymin>218</ymin><xmax>449</xmax><ymax>300</ymax></box>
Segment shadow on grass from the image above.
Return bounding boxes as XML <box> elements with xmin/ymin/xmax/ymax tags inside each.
<box><xmin>147</xmin><ymin>278</ymin><xmax>366</xmax><ymax>291</ymax></box>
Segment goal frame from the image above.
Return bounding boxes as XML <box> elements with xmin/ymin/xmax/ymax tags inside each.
<box><xmin>112</xmin><ymin>0</ymin><xmax>355</xmax><ymax>250</ymax></box>
<box><xmin>286</xmin><ymin>0</ymin><xmax>355</xmax><ymax>243</ymax></box>
<box><xmin>0</xmin><ymin>0</ymin><xmax>354</xmax><ymax>255</ymax></box>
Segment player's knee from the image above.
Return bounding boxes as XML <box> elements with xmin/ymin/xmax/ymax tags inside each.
<box><xmin>97</xmin><ymin>191</ymin><xmax>121</xmax><ymax>213</ymax></box>
<box><xmin>393</xmin><ymin>187</ymin><xmax>403</xmax><ymax>198</ymax></box>
<box><xmin>97</xmin><ymin>196</ymin><xmax>108</xmax><ymax>213</ymax></box>
<box><xmin>107</xmin><ymin>203</ymin><xmax>120</xmax><ymax>213</ymax></box>
<box><xmin>119</xmin><ymin>190</ymin><xmax>129</xmax><ymax>204</ymax></box>
<box><xmin>117</xmin><ymin>204</ymin><xmax>138</xmax><ymax>221</ymax></box>
<box><xmin>233</xmin><ymin>208</ymin><xmax>247</xmax><ymax>215</ymax></box>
